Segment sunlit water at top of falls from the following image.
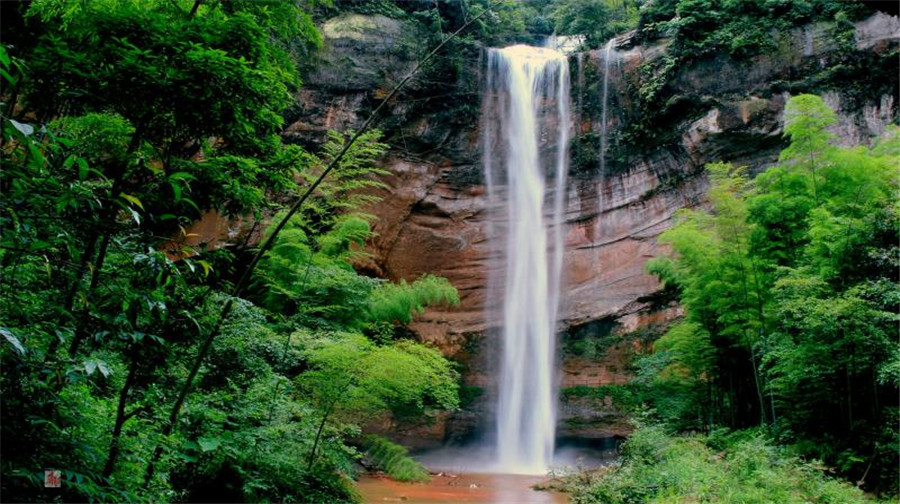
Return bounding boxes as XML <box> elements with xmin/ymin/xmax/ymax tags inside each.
<box><xmin>482</xmin><ymin>44</ymin><xmax>571</xmax><ymax>475</ymax></box>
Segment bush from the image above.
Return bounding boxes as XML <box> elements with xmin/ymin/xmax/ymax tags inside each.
<box><xmin>567</xmin><ymin>424</ymin><xmax>880</xmax><ymax>504</ymax></box>
<box><xmin>363</xmin><ymin>435</ymin><xmax>430</xmax><ymax>483</ymax></box>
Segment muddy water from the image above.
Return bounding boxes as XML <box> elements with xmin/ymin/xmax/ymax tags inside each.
<box><xmin>356</xmin><ymin>473</ymin><xmax>568</xmax><ymax>504</ymax></box>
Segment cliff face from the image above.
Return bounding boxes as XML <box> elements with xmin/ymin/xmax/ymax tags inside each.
<box><xmin>285</xmin><ymin>13</ymin><xmax>899</xmax><ymax>445</ymax></box>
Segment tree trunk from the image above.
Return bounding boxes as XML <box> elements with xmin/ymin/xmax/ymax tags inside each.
<box><xmin>307</xmin><ymin>399</ymin><xmax>338</xmax><ymax>471</ymax></box>
<box><xmin>103</xmin><ymin>351</ymin><xmax>139</xmax><ymax>478</ymax></box>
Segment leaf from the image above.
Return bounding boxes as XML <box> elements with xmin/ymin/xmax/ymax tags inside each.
<box><xmin>76</xmin><ymin>158</ymin><xmax>89</xmax><ymax>180</ymax></box>
<box><xmin>197</xmin><ymin>260</ymin><xmax>212</xmax><ymax>277</ymax></box>
<box><xmin>170</xmin><ymin>181</ymin><xmax>182</xmax><ymax>201</ymax></box>
<box><xmin>10</xmin><ymin>120</ymin><xmax>34</xmax><ymax>136</ymax></box>
<box><xmin>181</xmin><ymin>197</ymin><xmax>200</xmax><ymax>213</ymax></box>
<box><xmin>0</xmin><ymin>327</ymin><xmax>26</xmax><ymax>356</ymax></box>
<box><xmin>197</xmin><ymin>436</ymin><xmax>221</xmax><ymax>452</ymax></box>
<box><xmin>128</xmin><ymin>208</ymin><xmax>141</xmax><ymax>225</ymax></box>
<box><xmin>119</xmin><ymin>193</ymin><xmax>144</xmax><ymax>210</ymax></box>
<box><xmin>0</xmin><ymin>68</ymin><xmax>14</xmax><ymax>85</ymax></box>
<box><xmin>84</xmin><ymin>359</ymin><xmax>111</xmax><ymax>377</ymax></box>
<box><xmin>169</xmin><ymin>172</ymin><xmax>196</xmax><ymax>181</ymax></box>
<box><xmin>176</xmin><ymin>452</ymin><xmax>198</xmax><ymax>463</ymax></box>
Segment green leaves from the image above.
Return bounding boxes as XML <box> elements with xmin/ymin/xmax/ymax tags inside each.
<box><xmin>551</xmin><ymin>0</ymin><xmax>638</xmax><ymax>48</ymax></box>
<box><xmin>196</xmin><ymin>436</ymin><xmax>221</xmax><ymax>452</ymax></box>
<box><xmin>118</xmin><ymin>193</ymin><xmax>142</xmax><ymax>210</ymax></box>
<box><xmin>567</xmin><ymin>424</ymin><xmax>876</xmax><ymax>504</ymax></box>
<box><xmin>83</xmin><ymin>359</ymin><xmax>111</xmax><ymax>378</ymax></box>
<box><xmin>366</xmin><ymin>274</ymin><xmax>460</xmax><ymax>326</ymax></box>
<box><xmin>644</xmin><ymin>95</ymin><xmax>899</xmax><ymax>489</ymax></box>
<box><xmin>0</xmin><ymin>3</ymin><xmax>465</xmax><ymax>502</ymax></box>
<box><xmin>1</xmin><ymin>327</ymin><xmax>27</xmax><ymax>356</ymax></box>
<box><xmin>363</xmin><ymin>435</ymin><xmax>430</xmax><ymax>482</ymax></box>
<box><xmin>296</xmin><ymin>331</ymin><xmax>460</xmax><ymax>419</ymax></box>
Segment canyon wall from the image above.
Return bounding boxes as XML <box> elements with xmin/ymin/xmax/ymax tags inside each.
<box><xmin>284</xmin><ymin>13</ymin><xmax>899</xmax><ymax>445</ymax></box>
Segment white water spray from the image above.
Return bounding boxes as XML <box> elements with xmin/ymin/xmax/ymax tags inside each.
<box><xmin>482</xmin><ymin>45</ymin><xmax>571</xmax><ymax>475</ymax></box>
<box><xmin>599</xmin><ymin>39</ymin><xmax>615</xmax><ymax>178</ymax></box>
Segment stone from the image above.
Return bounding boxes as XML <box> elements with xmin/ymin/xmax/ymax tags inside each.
<box><xmin>180</xmin><ymin>12</ymin><xmax>900</xmax><ymax>446</ymax></box>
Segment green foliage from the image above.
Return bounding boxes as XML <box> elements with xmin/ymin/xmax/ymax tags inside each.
<box><xmin>0</xmin><ymin>2</ymin><xmax>464</xmax><ymax>502</ymax></box>
<box><xmin>458</xmin><ymin>385</ymin><xmax>484</xmax><ymax>409</ymax></box>
<box><xmin>296</xmin><ymin>331</ymin><xmax>459</xmax><ymax>419</ymax></box>
<box><xmin>625</xmin><ymin>0</ymin><xmax>882</xmax><ymax>147</ymax></box>
<box><xmin>300</xmin><ymin>130</ymin><xmax>390</xmax><ymax>232</ymax></box>
<box><xmin>561</xmin><ymin>385</ymin><xmax>640</xmax><ymax>411</ymax></box>
<box><xmin>255</xmin><ymin>212</ymin><xmax>378</xmax><ymax>328</ymax></box>
<box><xmin>552</xmin><ymin>0</ymin><xmax>639</xmax><ymax>48</ymax></box>
<box><xmin>566</xmin><ymin>424</ymin><xmax>880</xmax><ymax>504</ymax></box>
<box><xmin>641</xmin><ymin>95</ymin><xmax>899</xmax><ymax>493</ymax></box>
<box><xmin>367</xmin><ymin>275</ymin><xmax>460</xmax><ymax>325</ymax></box>
<box><xmin>363</xmin><ymin>435</ymin><xmax>430</xmax><ymax>483</ymax></box>
<box><xmin>637</xmin><ymin>0</ymin><xmax>871</xmax><ymax>58</ymax></box>
<box><xmin>256</xmin><ymin>153</ymin><xmax>460</xmax><ymax>333</ymax></box>
<box><xmin>161</xmin><ymin>297</ymin><xmax>364</xmax><ymax>503</ymax></box>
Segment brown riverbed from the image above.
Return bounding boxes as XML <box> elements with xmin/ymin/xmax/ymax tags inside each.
<box><xmin>356</xmin><ymin>473</ymin><xmax>568</xmax><ymax>504</ymax></box>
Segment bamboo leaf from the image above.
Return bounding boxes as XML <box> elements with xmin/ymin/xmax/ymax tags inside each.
<box><xmin>120</xmin><ymin>193</ymin><xmax>144</xmax><ymax>210</ymax></box>
<box><xmin>76</xmin><ymin>158</ymin><xmax>89</xmax><ymax>180</ymax></box>
<box><xmin>0</xmin><ymin>327</ymin><xmax>26</xmax><ymax>356</ymax></box>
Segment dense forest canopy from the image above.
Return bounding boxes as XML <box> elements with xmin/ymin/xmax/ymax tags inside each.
<box><xmin>0</xmin><ymin>0</ymin><xmax>897</xmax><ymax>503</ymax></box>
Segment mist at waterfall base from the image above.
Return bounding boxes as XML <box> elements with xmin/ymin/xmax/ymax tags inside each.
<box><xmin>411</xmin><ymin>44</ymin><xmax>617</xmax><ymax>477</ymax></box>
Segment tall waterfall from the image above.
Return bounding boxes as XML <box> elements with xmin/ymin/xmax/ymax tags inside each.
<box><xmin>597</xmin><ymin>39</ymin><xmax>618</xmax><ymax>230</ymax></box>
<box><xmin>482</xmin><ymin>45</ymin><xmax>571</xmax><ymax>474</ymax></box>
<box><xmin>599</xmin><ymin>39</ymin><xmax>615</xmax><ymax>177</ymax></box>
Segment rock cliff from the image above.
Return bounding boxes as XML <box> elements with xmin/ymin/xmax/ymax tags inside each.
<box><xmin>284</xmin><ymin>13</ymin><xmax>899</xmax><ymax>445</ymax></box>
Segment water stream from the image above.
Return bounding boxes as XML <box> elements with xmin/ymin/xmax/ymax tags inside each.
<box><xmin>483</xmin><ymin>45</ymin><xmax>571</xmax><ymax>475</ymax></box>
<box><xmin>598</xmin><ymin>39</ymin><xmax>615</xmax><ymax>178</ymax></box>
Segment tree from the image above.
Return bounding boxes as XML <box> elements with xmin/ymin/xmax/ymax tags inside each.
<box><xmin>551</xmin><ymin>0</ymin><xmax>638</xmax><ymax>48</ymax></box>
<box><xmin>643</xmin><ymin>95</ymin><xmax>899</xmax><ymax>491</ymax></box>
<box><xmin>294</xmin><ymin>331</ymin><xmax>459</xmax><ymax>471</ymax></box>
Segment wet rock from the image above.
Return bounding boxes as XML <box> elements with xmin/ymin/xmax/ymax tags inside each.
<box><xmin>186</xmin><ymin>12</ymin><xmax>900</xmax><ymax>445</ymax></box>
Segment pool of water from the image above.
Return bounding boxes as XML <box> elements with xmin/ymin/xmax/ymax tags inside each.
<box><xmin>409</xmin><ymin>438</ymin><xmax>620</xmax><ymax>474</ymax></box>
<box><xmin>356</xmin><ymin>473</ymin><xmax>567</xmax><ymax>504</ymax></box>
<box><xmin>357</xmin><ymin>439</ymin><xmax>621</xmax><ymax>503</ymax></box>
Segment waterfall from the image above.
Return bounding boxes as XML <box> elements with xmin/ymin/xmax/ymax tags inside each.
<box><xmin>597</xmin><ymin>38</ymin><xmax>618</xmax><ymax>232</ymax></box>
<box><xmin>482</xmin><ymin>45</ymin><xmax>571</xmax><ymax>475</ymax></box>
<box><xmin>576</xmin><ymin>52</ymin><xmax>585</xmax><ymax>118</ymax></box>
<box><xmin>599</xmin><ymin>39</ymin><xmax>615</xmax><ymax>178</ymax></box>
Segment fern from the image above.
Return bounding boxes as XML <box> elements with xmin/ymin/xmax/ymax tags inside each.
<box><xmin>366</xmin><ymin>275</ymin><xmax>460</xmax><ymax>325</ymax></box>
<box><xmin>300</xmin><ymin>129</ymin><xmax>389</xmax><ymax>235</ymax></box>
<box><xmin>363</xmin><ymin>435</ymin><xmax>430</xmax><ymax>483</ymax></box>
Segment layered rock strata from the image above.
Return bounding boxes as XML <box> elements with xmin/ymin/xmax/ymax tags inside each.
<box><xmin>283</xmin><ymin>12</ymin><xmax>899</xmax><ymax>444</ymax></box>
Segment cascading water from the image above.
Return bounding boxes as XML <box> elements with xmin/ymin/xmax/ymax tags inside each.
<box><xmin>596</xmin><ymin>39</ymin><xmax>618</xmax><ymax>234</ymax></box>
<box><xmin>482</xmin><ymin>45</ymin><xmax>571</xmax><ymax>475</ymax></box>
<box><xmin>598</xmin><ymin>39</ymin><xmax>615</xmax><ymax>178</ymax></box>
